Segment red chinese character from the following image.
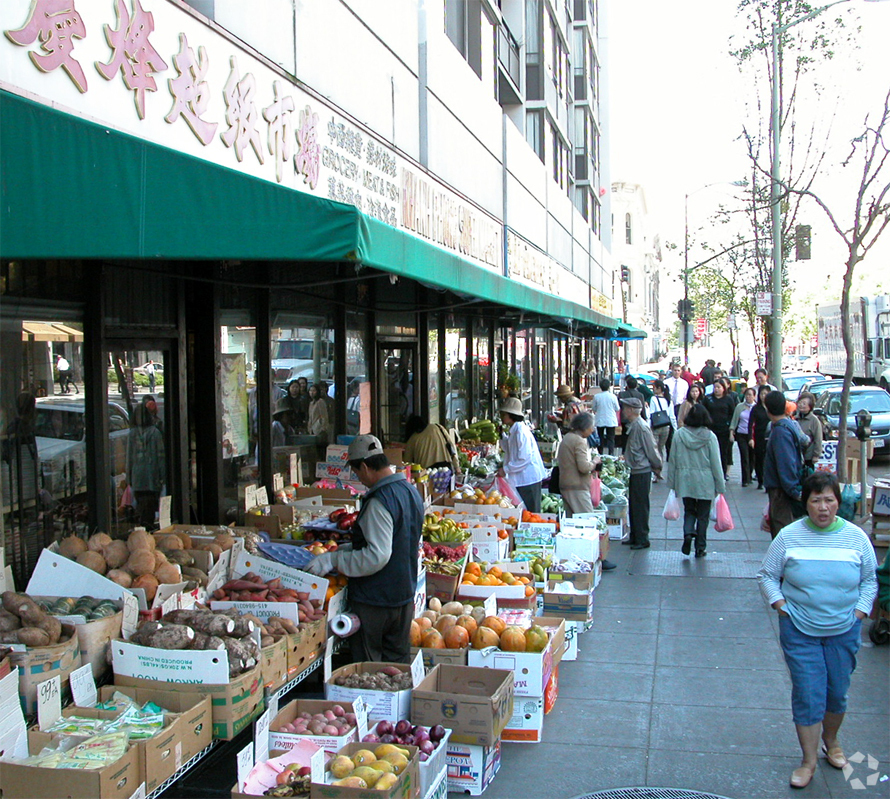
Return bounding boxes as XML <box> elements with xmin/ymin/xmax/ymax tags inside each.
<box><xmin>220</xmin><ymin>56</ymin><xmax>264</xmax><ymax>164</ymax></box>
<box><xmin>165</xmin><ymin>32</ymin><xmax>217</xmax><ymax>146</ymax></box>
<box><xmin>5</xmin><ymin>0</ymin><xmax>88</xmax><ymax>93</ymax></box>
<box><xmin>96</xmin><ymin>0</ymin><xmax>168</xmax><ymax>120</ymax></box>
<box><xmin>295</xmin><ymin>106</ymin><xmax>320</xmax><ymax>190</ymax></box>
<box><xmin>263</xmin><ymin>81</ymin><xmax>295</xmax><ymax>184</ymax></box>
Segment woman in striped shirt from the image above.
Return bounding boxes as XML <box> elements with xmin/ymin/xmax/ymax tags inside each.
<box><xmin>757</xmin><ymin>471</ymin><xmax>878</xmax><ymax>789</ymax></box>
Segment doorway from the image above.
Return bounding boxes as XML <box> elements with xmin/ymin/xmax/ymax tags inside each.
<box><xmin>377</xmin><ymin>343</ymin><xmax>416</xmax><ymax>444</ymax></box>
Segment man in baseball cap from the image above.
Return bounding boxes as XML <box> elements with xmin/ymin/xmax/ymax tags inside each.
<box><xmin>620</xmin><ymin>396</ymin><xmax>662</xmax><ymax>549</ymax></box>
<box><xmin>305</xmin><ymin>434</ymin><xmax>424</xmax><ymax>663</ymax></box>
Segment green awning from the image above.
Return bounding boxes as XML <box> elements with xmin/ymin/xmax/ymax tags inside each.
<box><xmin>0</xmin><ymin>90</ymin><xmax>640</xmax><ymax>338</ymax></box>
<box><xmin>615</xmin><ymin>323</ymin><xmax>648</xmax><ymax>340</ymax></box>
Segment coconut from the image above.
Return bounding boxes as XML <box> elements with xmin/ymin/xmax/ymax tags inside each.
<box><xmin>87</xmin><ymin>532</ymin><xmax>113</xmax><ymax>552</ymax></box>
<box><xmin>127</xmin><ymin>529</ymin><xmax>156</xmax><ymax>553</ymax></box>
<box><xmin>157</xmin><ymin>535</ymin><xmax>183</xmax><ymax>551</ymax></box>
<box><xmin>213</xmin><ymin>533</ymin><xmax>235</xmax><ymax>551</ymax></box>
<box><xmin>132</xmin><ymin>574</ymin><xmax>159</xmax><ymax>603</ymax></box>
<box><xmin>59</xmin><ymin>536</ymin><xmax>88</xmax><ymax>560</ymax></box>
<box><xmin>106</xmin><ymin>569</ymin><xmax>133</xmax><ymax>588</ymax></box>
<box><xmin>154</xmin><ymin>562</ymin><xmax>181</xmax><ymax>585</ymax></box>
<box><xmin>76</xmin><ymin>551</ymin><xmax>107</xmax><ymax>575</ymax></box>
<box><xmin>125</xmin><ymin>549</ymin><xmax>156</xmax><ymax>576</ymax></box>
<box><xmin>103</xmin><ymin>540</ymin><xmax>129</xmax><ymax>569</ymax></box>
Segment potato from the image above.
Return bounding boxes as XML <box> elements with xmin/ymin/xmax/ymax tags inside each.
<box><xmin>59</xmin><ymin>535</ymin><xmax>88</xmax><ymax>560</ymax></box>
<box><xmin>126</xmin><ymin>550</ymin><xmax>156</xmax><ymax>576</ymax></box>
<box><xmin>103</xmin><ymin>540</ymin><xmax>129</xmax><ymax>569</ymax></box>
<box><xmin>127</xmin><ymin>529</ymin><xmax>156</xmax><ymax>553</ymax></box>
<box><xmin>106</xmin><ymin>569</ymin><xmax>133</xmax><ymax>588</ymax></box>
<box><xmin>132</xmin><ymin>574</ymin><xmax>159</xmax><ymax>602</ymax></box>
<box><xmin>87</xmin><ymin>532</ymin><xmax>113</xmax><ymax>552</ymax></box>
<box><xmin>157</xmin><ymin>535</ymin><xmax>183</xmax><ymax>551</ymax></box>
<box><xmin>76</xmin><ymin>551</ymin><xmax>107</xmax><ymax>575</ymax></box>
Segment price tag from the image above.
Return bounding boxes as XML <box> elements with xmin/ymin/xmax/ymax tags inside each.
<box><xmin>69</xmin><ymin>663</ymin><xmax>98</xmax><ymax>708</ymax></box>
<box><xmin>236</xmin><ymin>742</ymin><xmax>254</xmax><ymax>790</ymax></box>
<box><xmin>244</xmin><ymin>485</ymin><xmax>257</xmax><ymax>512</ymax></box>
<box><xmin>273</xmin><ymin>473</ymin><xmax>284</xmax><ymax>493</ymax></box>
<box><xmin>159</xmin><ymin>495</ymin><xmax>172</xmax><ymax>529</ymax></box>
<box><xmin>37</xmin><ymin>674</ymin><xmax>62</xmax><ymax>731</ymax></box>
<box><xmin>353</xmin><ymin>696</ymin><xmax>369</xmax><ymax>740</ymax></box>
<box><xmin>254</xmin><ymin>707</ymin><xmax>272</xmax><ymax>765</ymax></box>
<box><xmin>121</xmin><ymin>592</ymin><xmax>139</xmax><ymax>639</ymax></box>
<box><xmin>128</xmin><ymin>783</ymin><xmax>146</xmax><ymax>799</ymax></box>
<box><xmin>266</xmin><ymin>692</ymin><xmax>279</xmax><ymax>721</ymax></box>
<box><xmin>289</xmin><ymin>453</ymin><xmax>299</xmax><ymax>486</ymax></box>
<box><xmin>161</xmin><ymin>591</ymin><xmax>180</xmax><ymax>616</ymax></box>
<box><xmin>256</xmin><ymin>486</ymin><xmax>269</xmax><ymax>506</ymax></box>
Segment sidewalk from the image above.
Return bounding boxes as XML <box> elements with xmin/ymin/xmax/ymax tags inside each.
<box><xmin>474</xmin><ymin>464</ymin><xmax>890</xmax><ymax>799</ymax></box>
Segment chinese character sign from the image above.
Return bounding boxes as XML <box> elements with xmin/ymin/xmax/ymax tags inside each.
<box><xmin>295</xmin><ymin>105</ymin><xmax>320</xmax><ymax>189</ymax></box>
<box><xmin>5</xmin><ymin>0</ymin><xmax>88</xmax><ymax>93</ymax></box>
<box><xmin>220</xmin><ymin>55</ymin><xmax>264</xmax><ymax>164</ymax></box>
<box><xmin>165</xmin><ymin>32</ymin><xmax>216</xmax><ymax>145</ymax></box>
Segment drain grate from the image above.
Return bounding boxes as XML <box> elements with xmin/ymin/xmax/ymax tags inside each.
<box><xmin>628</xmin><ymin>551</ymin><xmax>761</xmax><ymax>579</ymax></box>
<box><xmin>571</xmin><ymin>788</ymin><xmax>734</xmax><ymax>799</ymax></box>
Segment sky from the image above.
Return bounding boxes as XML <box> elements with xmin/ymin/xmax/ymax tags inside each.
<box><xmin>607</xmin><ymin>0</ymin><xmax>890</xmax><ymax>332</ymax></box>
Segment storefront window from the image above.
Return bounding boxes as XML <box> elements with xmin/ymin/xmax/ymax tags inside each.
<box><xmin>515</xmin><ymin>329</ymin><xmax>531</xmax><ymax>416</ymax></box>
<box><xmin>345</xmin><ymin>314</ymin><xmax>368</xmax><ymax>437</ymax></box>
<box><xmin>472</xmin><ymin>321</ymin><xmax>492</xmax><ymax>422</ymax></box>
<box><xmin>444</xmin><ymin>324</ymin><xmax>467</xmax><ymax>425</ymax></box>
<box><xmin>428</xmin><ymin>318</ymin><xmax>440</xmax><ymax>425</ymax></box>
<box><xmin>1</xmin><ymin>315</ymin><xmax>84</xmax><ymax>586</ymax></box>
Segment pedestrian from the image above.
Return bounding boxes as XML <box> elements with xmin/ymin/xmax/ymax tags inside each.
<box><xmin>307</xmin><ymin>383</ymin><xmax>330</xmax><ymax>445</ymax></box>
<box><xmin>497</xmin><ymin>397</ymin><xmax>547</xmax><ymax>513</ymax></box>
<box><xmin>55</xmin><ymin>354</ymin><xmax>76</xmax><ymax>394</ymax></box>
<box><xmin>549</xmin><ymin>384</ymin><xmax>583</xmax><ymax>434</ymax></box>
<box><xmin>668</xmin><ymin>403</ymin><xmax>725</xmax><ymax>557</ymax></box>
<box><xmin>753</xmin><ymin>367</ymin><xmax>777</xmax><ymax>392</ymax></box>
<box><xmin>141</xmin><ymin>394</ymin><xmax>164</xmax><ymax>435</ymax></box>
<box><xmin>404</xmin><ymin>414</ymin><xmax>460</xmax><ymax>474</ymax></box>
<box><xmin>676</xmin><ymin>382</ymin><xmax>703</xmax><ymax>427</ymax></box>
<box><xmin>704</xmin><ymin>368</ymin><xmax>724</xmax><ymax>395</ymax></box>
<box><xmin>647</xmin><ymin>379</ymin><xmax>675</xmax><ymax>470</ymax></box>
<box><xmin>127</xmin><ymin>403</ymin><xmax>165</xmax><ymax>529</ymax></box>
<box><xmin>271</xmin><ymin>398</ymin><xmax>295</xmax><ymax>447</ymax></box>
<box><xmin>757</xmin><ymin>471</ymin><xmax>878</xmax><ymax>789</ymax></box>
<box><xmin>620</xmin><ymin>397</ymin><xmax>662</xmax><ymax>549</ymax></box>
<box><xmin>763</xmin><ymin>390</ymin><xmax>806</xmax><ymax>538</ymax></box>
<box><xmin>703</xmin><ymin>379</ymin><xmax>734</xmax><ymax>479</ymax></box>
<box><xmin>680</xmin><ymin>364</ymin><xmax>695</xmax><ymax>386</ymax></box>
<box><xmin>794</xmin><ymin>391</ymin><xmax>823</xmax><ymax>470</ymax></box>
<box><xmin>592</xmin><ymin>378</ymin><xmax>620</xmax><ymax>455</ymax></box>
<box><xmin>145</xmin><ymin>359</ymin><xmax>156</xmax><ymax>393</ymax></box>
<box><xmin>749</xmin><ymin>384</ymin><xmax>772</xmax><ymax>489</ymax></box>
<box><xmin>619</xmin><ymin>376</ymin><xmax>648</xmax><ymax>419</ymax></box>
<box><xmin>664</xmin><ymin>363</ymin><xmax>687</xmax><ymax>419</ymax></box>
<box><xmin>729</xmin><ymin>386</ymin><xmax>757</xmax><ymax>486</ymax></box>
<box><xmin>699</xmin><ymin>359</ymin><xmax>717</xmax><ymax>387</ymax></box>
<box><xmin>305</xmin><ymin>435</ymin><xmax>424</xmax><ymax>663</ymax></box>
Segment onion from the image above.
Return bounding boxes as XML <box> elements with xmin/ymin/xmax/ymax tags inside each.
<box><xmin>414</xmin><ymin>729</ymin><xmax>430</xmax><ymax>744</ymax></box>
<box><xmin>429</xmin><ymin>725</ymin><xmax>446</xmax><ymax>743</ymax></box>
<box><xmin>376</xmin><ymin>720</ymin><xmax>394</xmax><ymax>736</ymax></box>
<box><xmin>419</xmin><ymin>752</ymin><xmax>429</xmax><ymax>762</ymax></box>
<box><xmin>402</xmin><ymin>734</ymin><xmax>416</xmax><ymax>746</ymax></box>
<box><xmin>379</xmin><ymin>734</ymin><xmax>395</xmax><ymax>743</ymax></box>
<box><xmin>361</xmin><ymin>733</ymin><xmax>380</xmax><ymax>743</ymax></box>
<box><xmin>419</xmin><ymin>740</ymin><xmax>435</xmax><ymax>756</ymax></box>
<box><xmin>395</xmin><ymin>719</ymin><xmax>412</xmax><ymax>737</ymax></box>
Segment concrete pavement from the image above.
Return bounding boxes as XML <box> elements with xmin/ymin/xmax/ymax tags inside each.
<box><xmin>471</xmin><ymin>464</ymin><xmax>890</xmax><ymax>799</ymax></box>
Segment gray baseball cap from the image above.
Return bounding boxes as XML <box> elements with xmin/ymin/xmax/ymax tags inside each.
<box><xmin>619</xmin><ymin>397</ymin><xmax>643</xmax><ymax>410</ymax></box>
<box><xmin>347</xmin><ymin>434</ymin><xmax>384</xmax><ymax>461</ymax></box>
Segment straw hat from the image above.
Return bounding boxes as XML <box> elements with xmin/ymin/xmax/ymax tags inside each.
<box><xmin>555</xmin><ymin>384</ymin><xmax>575</xmax><ymax>399</ymax></box>
<box><xmin>498</xmin><ymin>397</ymin><xmax>525</xmax><ymax>418</ymax></box>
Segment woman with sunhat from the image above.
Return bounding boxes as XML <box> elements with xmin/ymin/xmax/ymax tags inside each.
<box><xmin>496</xmin><ymin>397</ymin><xmax>547</xmax><ymax>512</ymax></box>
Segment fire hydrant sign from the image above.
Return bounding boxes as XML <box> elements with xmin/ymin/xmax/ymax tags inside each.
<box><xmin>37</xmin><ymin>675</ymin><xmax>61</xmax><ymax>731</ymax></box>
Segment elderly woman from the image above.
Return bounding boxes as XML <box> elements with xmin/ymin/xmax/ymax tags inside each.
<box><xmin>757</xmin><ymin>471</ymin><xmax>878</xmax><ymax>789</ymax></box>
<box><xmin>496</xmin><ymin>397</ymin><xmax>546</xmax><ymax>513</ymax></box>
<box><xmin>556</xmin><ymin>412</ymin><xmax>598</xmax><ymax>516</ymax></box>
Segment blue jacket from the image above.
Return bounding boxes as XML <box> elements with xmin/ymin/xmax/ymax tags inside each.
<box><xmin>763</xmin><ymin>418</ymin><xmax>803</xmax><ymax>499</ymax></box>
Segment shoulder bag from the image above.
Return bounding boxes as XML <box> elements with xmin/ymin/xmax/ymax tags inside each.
<box><xmin>650</xmin><ymin>397</ymin><xmax>671</xmax><ymax>429</ymax></box>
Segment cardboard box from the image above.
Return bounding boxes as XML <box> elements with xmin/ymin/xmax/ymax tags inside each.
<box><xmin>456</xmin><ymin>562</ymin><xmax>535</xmax><ymax>609</ymax></box>
<box><xmin>425</xmin><ymin>561</ymin><xmax>466</xmax><ymax>604</ymax></box>
<box><xmin>261</xmin><ymin>637</ymin><xmax>289</xmax><ymax>692</ymax></box>
<box><xmin>269</xmin><ymin>698</ymin><xmax>366</xmax><ymax>758</ymax></box>
<box><xmin>466</xmin><ymin>629</ymin><xmax>555</xmax><ymax>697</ymax></box>
<box><xmin>599</xmin><ymin>530</ymin><xmax>610</xmax><ymax>560</ymax></box>
<box><xmin>542</xmin><ymin>571</ymin><xmax>595</xmax><ymax>622</ymax></box>
<box><xmin>293</xmin><ymin>487</ymin><xmax>364</xmax><ymax>503</ymax></box>
<box><xmin>310</xmin><ymin>741</ymin><xmax>419</xmax><ymax>799</ymax></box>
<box><xmin>554</xmin><ymin>528</ymin><xmax>600</xmax><ymax>562</ymax></box>
<box><xmin>544</xmin><ymin>664</ymin><xmax>558</xmax><ymax>714</ymax></box>
<box><xmin>286</xmin><ymin>618</ymin><xmax>327</xmax><ymax>676</ymax></box>
<box><xmin>0</xmin><ymin>741</ymin><xmax>139</xmax><ymax>799</ymax></box>
<box><xmin>410</xmin><ymin>646</ymin><xmax>468</xmax><ymax>671</ymax></box>
<box><xmin>115</xmin><ymin>663</ymin><xmax>264</xmax><ymax>740</ymax></box>
<box><xmin>233</xmin><ymin>742</ymin><xmax>324</xmax><ymax>798</ymax></box>
<box><xmin>9</xmin><ymin>624</ymin><xmax>80</xmax><ymax>715</ymax></box>
<box><xmin>315</xmin><ymin>462</ymin><xmax>359</xmax><ymax>482</ymax></box>
<box><xmin>326</xmin><ymin>445</ymin><xmax>351</xmax><ymax>463</ymax></box>
<box><xmin>534</xmin><ymin>617</ymin><xmax>566</xmax><ymax>669</ymax></box>
<box><xmin>325</xmin><ymin>653</ymin><xmax>425</xmax><ymax>723</ymax></box>
<box><xmin>445</xmin><ymin>739</ymin><xmax>501</xmax><ymax>796</ymax></box>
<box><xmin>469</xmin><ymin>531</ymin><xmax>508</xmax><ymax>563</ymax></box>
<box><xmin>872</xmin><ymin>480</ymin><xmax>890</xmax><ymax>517</ymax></box>
<box><xmin>501</xmin><ymin>695</ymin><xmax>544</xmax><ymax>743</ymax></box>
<box><xmin>411</xmin><ymin>665</ymin><xmax>513</xmax><ymax>747</ymax></box>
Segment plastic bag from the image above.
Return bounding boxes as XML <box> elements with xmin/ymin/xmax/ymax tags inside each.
<box><xmin>662</xmin><ymin>489</ymin><xmax>681</xmax><ymax>521</ymax></box>
<box><xmin>714</xmin><ymin>494</ymin><xmax>734</xmax><ymax>532</ymax></box>
<box><xmin>590</xmin><ymin>475</ymin><xmax>602</xmax><ymax>506</ymax></box>
<box><xmin>496</xmin><ymin>476</ymin><xmax>524</xmax><ymax>508</ymax></box>
<box><xmin>838</xmin><ymin>483</ymin><xmax>859</xmax><ymax>521</ymax></box>
<box><xmin>761</xmin><ymin>501</ymin><xmax>772</xmax><ymax>533</ymax></box>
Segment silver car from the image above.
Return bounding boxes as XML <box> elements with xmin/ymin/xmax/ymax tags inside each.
<box><xmin>814</xmin><ymin>386</ymin><xmax>890</xmax><ymax>458</ymax></box>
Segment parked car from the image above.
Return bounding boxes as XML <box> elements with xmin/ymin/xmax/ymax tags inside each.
<box><xmin>33</xmin><ymin>398</ymin><xmax>132</xmax><ymax>498</ymax></box>
<box><xmin>782</xmin><ymin>371</ymin><xmax>826</xmax><ymax>400</ymax></box>
<box><xmin>801</xmin><ymin>377</ymin><xmax>846</xmax><ymax>400</ymax></box>
<box><xmin>814</xmin><ymin>385</ymin><xmax>890</xmax><ymax>458</ymax></box>
<box><xmin>133</xmin><ymin>362</ymin><xmax>163</xmax><ymax>375</ymax></box>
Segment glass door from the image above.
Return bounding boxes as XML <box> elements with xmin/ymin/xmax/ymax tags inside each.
<box><xmin>377</xmin><ymin>344</ymin><xmax>416</xmax><ymax>444</ymax></box>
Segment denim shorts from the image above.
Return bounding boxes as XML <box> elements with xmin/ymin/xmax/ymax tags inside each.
<box><xmin>778</xmin><ymin>614</ymin><xmax>862</xmax><ymax>726</ymax></box>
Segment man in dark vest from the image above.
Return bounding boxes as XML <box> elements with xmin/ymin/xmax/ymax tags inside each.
<box><xmin>305</xmin><ymin>434</ymin><xmax>424</xmax><ymax>662</ymax></box>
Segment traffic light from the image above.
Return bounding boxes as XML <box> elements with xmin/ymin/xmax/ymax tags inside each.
<box><xmin>620</xmin><ymin>265</ymin><xmax>630</xmax><ymax>283</ymax></box>
<box><xmin>677</xmin><ymin>299</ymin><xmax>694</xmax><ymax>321</ymax></box>
<box><xmin>795</xmin><ymin>224</ymin><xmax>811</xmax><ymax>260</ymax></box>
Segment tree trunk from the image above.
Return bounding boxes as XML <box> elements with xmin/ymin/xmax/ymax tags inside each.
<box><xmin>836</xmin><ymin>252</ymin><xmax>862</xmax><ymax>483</ymax></box>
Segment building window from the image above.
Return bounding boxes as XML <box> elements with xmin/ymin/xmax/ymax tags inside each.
<box><xmin>446</xmin><ymin>0</ymin><xmax>482</xmax><ymax>78</ymax></box>
<box><xmin>550</xmin><ymin>123</ymin><xmax>567</xmax><ymax>190</ymax></box>
<box><xmin>625</xmin><ymin>212</ymin><xmax>633</xmax><ymax>245</ymax></box>
<box><xmin>526</xmin><ymin>110</ymin><xmax>544</xmax><ymax>161</ymax></box>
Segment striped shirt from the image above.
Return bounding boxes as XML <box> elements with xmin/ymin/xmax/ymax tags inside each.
<box><xmin>757</xmin><ymin>517</ymin><xmax>878</xmax><ymax>637</ymax></box>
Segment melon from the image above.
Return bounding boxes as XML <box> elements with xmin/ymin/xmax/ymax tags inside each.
<box><xmin>443</xmin><ymin>625</ymin><xmax>470</xmax><ymax>649</ymax></box>
<box><xmin>470</xmin><ymin>626</ymin><xmax>500</xmax><ymax>649</ymax></box>
<box><xmin>421</xmin><ymin>629</ymin><xmax>446</xmax><ymax>649</ymax></box>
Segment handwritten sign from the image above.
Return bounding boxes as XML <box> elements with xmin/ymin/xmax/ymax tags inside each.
<box><xmin>69</xmin><ymin>663</ymin><xmax>98</xmax><ymax>708</ymax></box>
<box><xmin>254</xmin><ymin>707</ymin><xmax>272</xmax><ymax>765</ymax></box>
<box><xmin>244</xmin><ymin>485</ymin><xmax>258</xmax><ymax>512</ymax></box>
<box><xmin>159</xmin><ymin>496</ymin><xmax>172</xmax><ymax>529</ymax></box>
<box><xmin>273</xmin><ymin>473</ymin><xmax>284</xmax><ymax>493</ymax></box>
<box><xmin>37</xmin><ymin>674</ymin><xmax>61</xmax><ymax>731</ymax></box>
<box><xmin>236</xmin><ymin>742</ymin><xmax>254</xmax><ymax>790</ymax></box>
<box><xmin>289</xmin><ymin>454</ymin><xmax>299</xmax><ymax>486</ymax></box>
<box><xmin>121</xmin><ymin>592</ymin><xmax>139</xmax><ymax>640</ymax></box>
<box><xmin>256</xmin><ymin>486</ymin><xmax>269</xmax><ymax>506</ymax></box>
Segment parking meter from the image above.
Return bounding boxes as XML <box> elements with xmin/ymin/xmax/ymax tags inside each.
<box><xmin>854</xmin><ymin>409</ymin><xmax>872</xmax><ymax>441</ymax></box>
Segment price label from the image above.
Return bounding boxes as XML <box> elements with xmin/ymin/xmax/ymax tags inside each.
<box><xmin>273</xmin><ymin>473</ymin><xmax>284</xmax><ymax>493</ymax></box>
<box><xmin>128</xmin><ymin>783</ymin><xmax>146</xmax><ymax>799</ymax></box>
<box><xmin>159</xmin><ymin>495</ymin><xmax>172</xmax><ymax>529</ymax></box>
<box><xmin>236</xmin><ymin>742</ymin><xmax>254</xmax><ymax>790</ymax></box>
<box><xmin>161</xmin><ymin>591</ymin><xmax>180</xmax><ymax>616</ymax></box>
<box><xmin>37</xmin><ymin>674</ymin><xmax>61</xmax><ymax>731</ymax></box>
<box><xmin>244</xmin><ymin>485</ymin><xmax>258</xmax><ymax>512</ymax></box>
<box><xmin>121</xmin><ymin>592</ymin><xmax>139</xmax><ymax>639</ymax></box>
<box><xmin>266</xmin><ymin>692</ymin><xmax>279</xmax><ymax>721</ymax></box>
<box><xmin>254</xmin><ymin>708</ymin><xmax>272</xmax><ymax>765</ymax></box>
<box><xmin>256</xmin><ymin>486</ymin><xmax>269</xmax><ymax>506</ymax></box>
<box><xmin>69</xmin><ymin>663</ymin><xmax>98</xmax><ymax>708</ymax></box>
<box><xmin>289</xmin><ymin>453</ymin><xmax>299</xmax><ymax>486</ymax></box>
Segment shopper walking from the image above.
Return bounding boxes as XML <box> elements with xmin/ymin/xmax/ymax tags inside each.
<box><xmin>647</xmin><ymin>379</ymin><xmax>675</xmax><ymax>470</ymax></box>
<box><xmin>127</xmin><ymin>403</ymin><xmax>165</xmax><ymax>529</ymax></box>
<box><xmin>592</xmin><ymin>379</ymin><xmax>620</xmax><ymax>455</ymax></box>
<box><xmin>497</xmin><ymin>397</ymin><xmax>546</xmax><ymax>513</ymax></box>
<box><xmin>794</xmin><ymin>391</ymin><xmax>823</xmax><ymax>470</ymax></box>
<box><xmin>145</xmin><ymin>359</ymin><xmax>157</xmax><ymax>393</ymax></box>
<box><xmin>757</xmin><ymin>471</ymin><xmax>878</xmax><ymax>789</ymax></box>
<box><xmin>620</xmin><ymin>397</ymin><xmax>662</xmax><ymax>549</ymax></box>
<box><xmin>703</xmin><ymin>379</ymin><xmax>734</xmax><ymax>478</ymax></box>
<box><xmin>619</xmin><ymin>375</ymin><xmax>648</xmax><ymax>419</ymax></box>
<box><xmin>676</xmin><ymin>382</ymin><xmax>703</xmax><ymax>428</ymax></box>
<box><xmin>667</xmin><ymin>403</ymin><xmax>725</xmax><ymax>557</ymax></box>
<box><xmin>556</xmin><ymin>412</ymin><xmax>597</xmax><ymax>516</ymax></box>
<box><xmin>664</xmin><ymin>364</ymin><xmax>686</xmax><ymax>419</ymax></box>
<box><xmin>307</xmin><ymin>383</ymin><xmax>330</xmax><ymax>444</ymax></box>
<box><xmin>763</xmin><ymin>390</ymin><xmax>806</xmax><ymax>538</ymax></box>
<box><xmin>729</xmin><ymin>386</ymin><xmax>757</xmax><ymax>486</ymax></box>
<box><xmin>749</xmin><ymin>385</ymin><xmax>772</xmax><ymax>489</ymax></box>
<box><xmin>305</xmin><ymin>435</ymin><xmax>424</xmax><ymax>663</ymax></box>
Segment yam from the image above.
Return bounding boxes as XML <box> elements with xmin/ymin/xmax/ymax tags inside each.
<box><xmin>166</xmin><ymin>550</ymin><xmax>195</xmax><ymax>568</ymax></box>
<box><xmin>103</xmin><ymin>540</ymin><xmax>129</xmax><ymax>569</ymax></box>
<box><xmin>129</xmin><ymin>620</ymin><xmax>163</xmax><ymax>646</ymax></box>
<box><xmin>154</xmin><ymin>562</ymin><xmax>182</xmax><ymax>585</ymax></box>
<box><xmin>132</xmin><ymin>574</ymin><xmax>159</xmax><ymax>603</ymax></box>
<box><xmin>16</xmin><ymin>627</ymin><xmax>52</xmax><ymax>648</ymax></box>
<box><xmin>106</xmin><ymin>569</ymin><xmax>133</xmax><ymax>588</ymax></box>
<box><xmin>191</xmin><ymin>613</ymin><xmax>235</xmax><ymax>637</ymax></box>
<box><xmin>76</xmin><ymin>551</ymin><xmax>107</xmax><ymax>575</ymax></box>
<box><xmin>127</xmin><ymin>529</ymin><xmax>156</xmax><ymax>553</ymax></box>
<box><xmin>202</xmin><ymin>635</ymin><xmax>226</xmax><ymax>651</ymax></box>
<box><xmin>157</xmin><ymin>535</ymin><xmax>183</xmax><ymax>551</ymax></box>
<box><xmin>174</xmin><ymin>532</ymin><xmax>193</xmax><ymax>549</ymax></box>
<box><xmin>199</xmin><ymin>543</ymin><xmax>223</xmax><ymax>559</ymax></box>
<box><xmin>126</xmin><ymin>550</ymin><xmax>156</xmax><ymax>577</ymax></box>
<box><xmin>143</xmin><ymin>624</ymin><xmax>195</xmax><ymax>650</ymax></box>
<box><xmin>181</xmin><ymin>566</ymin><xmax>208</xmax><ymax>587</ymax></box>
<box><xmin>87</xmin><ymin>532</ymin><xmax>113</xmax><ymax>552</ymax></box>
<box><xmin>213</xmin><ymin>533</ymin><xmax>235</xmax><ymax>551</ymax></box>
<box><xmin>59</xmin><ymin>535</ymin><xmax>88</xmax><ymax>560</ymax></box>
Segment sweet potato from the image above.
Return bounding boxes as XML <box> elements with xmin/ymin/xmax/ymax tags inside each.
<box><xmin>268</xmin><ymin>616</ymin><xmax>298</xmax><ymax>635</ymax></box>
<box><xmin>16</xmin><ymin>627</ymin><xmax>52</xmax><ymax>647</ymax></box>
<box><xmin>0</xmin><ymin>609</ymin><xmax>21</xmax><ymax>633</ymax></box>
<box><xmin>1</xmin><ymin>592</ymin><xmax>61</xmax><ymax>644</ymax></box>
<box><xmin>142</xmin><ymin>624</ymin><xmax>196</xmax><ymax>650</ymax></box>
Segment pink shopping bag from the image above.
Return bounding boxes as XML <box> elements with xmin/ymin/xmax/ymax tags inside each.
<box><xmin>714</xmin><ymin>494</ymin><xmax>734</xmax><ymax>532</ymax></box>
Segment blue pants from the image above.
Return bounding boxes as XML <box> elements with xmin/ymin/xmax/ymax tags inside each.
<box><xmin>779</xmin><ymin>615</ymin><xmax>861</xmax><ymax>726</ymax></box>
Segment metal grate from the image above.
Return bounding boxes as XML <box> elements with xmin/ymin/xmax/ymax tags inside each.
<box><xmin>628</xmin><ymin>551</ymin><xmax>762</xmax><ymax>579</ymax></box>
<box><xmin>571</xmin><ymin>789</ymin><xmax>734</xmax><ymax>799</ymax></box>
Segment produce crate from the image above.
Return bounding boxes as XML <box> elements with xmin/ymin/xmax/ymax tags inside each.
<box><xmin>419</xmin><ymin>727</ymin><xmax>451</xmax><ymax>799</ymax></box>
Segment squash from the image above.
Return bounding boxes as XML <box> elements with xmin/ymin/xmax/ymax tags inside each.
<box><xmin>420</xmin><ymin>628</ymin><xmax>446</xmax><ymax>649</ymax></box>
<box><xmin>443</xmin><ymin>625</ymin><xmax>470</xmax><ymax>649</ymax></box>
<box><xmin>498</xmin><ymin>625</ymin><xmax>527</xmax><ymax>652</ymax></box>
<box><xmin>470</xmin><ymin>625</ymin><xmax>500</xmax><ymax>649</ymax></box>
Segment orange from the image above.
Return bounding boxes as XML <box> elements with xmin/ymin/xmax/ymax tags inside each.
<box><xmin>462</xmin><ymin>574</ymin><xmax>479</xmax><ymax>585</ymax></box>
<box><xmin>488</xmin><ymin>566</ymin><xmax>502</xmax><ymax>578</ymax></box>
<box><xmin>465</xmin><ymin>562</ymin><xmax>481</xmax><ymax>576</ymax></box>
<box><xmin>525</xmin><ymin>585</ymin><xmax>535</xmax><ymax>597</ymax></box>
<box><xmin>519</xmin><ymin>576</ymin><xmax>530</xmax><ymax>584</ymax></box>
